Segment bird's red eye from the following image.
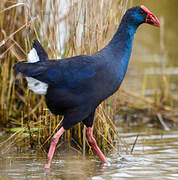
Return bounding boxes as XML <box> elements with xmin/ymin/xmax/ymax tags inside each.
<box><xmin>140</xmin><ymin>10</ymin><xmax>145</xmax><ymax>15</ymax></box>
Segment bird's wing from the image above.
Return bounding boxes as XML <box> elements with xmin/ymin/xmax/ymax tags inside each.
<box><xmin>14</xmin><ymin>55</ymin><xmax>105</xmax><ymax>88</ymax></box>
<box><xmin>59</xmin><ymin>55</ymin><xmax>105</xmax><ymax>89</ymax></box>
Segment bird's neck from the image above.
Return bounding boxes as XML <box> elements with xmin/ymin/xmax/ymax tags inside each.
<box><xmin>105</xmin><ymin>19</ymin><xmax>139</xmax><ymax>80</ymax></box>
<box><xmin>109</xmin><ymin>19</ymin><xmax>138</xmax><ymax>60</ymax></box>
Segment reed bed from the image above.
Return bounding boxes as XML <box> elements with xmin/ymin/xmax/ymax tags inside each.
<box><xmin>0</xmin><ymin>0</ymin><xmax>177</xmax><ymax>157</ymax></box>
<box><xmin>0</xmin><ymin>0</ymin><xmax>129</xmax><ymax>156</ymax></box>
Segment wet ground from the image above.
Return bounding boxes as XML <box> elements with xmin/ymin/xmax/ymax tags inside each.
<box><xmin>0</xmin><ymin>126</ymin><xmax>178</xmax><ymax>180</ymax></box>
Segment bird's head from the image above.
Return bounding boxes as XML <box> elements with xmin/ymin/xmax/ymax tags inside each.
<box><xmin>125</xmin><ymin>5</ymin><xmax>160</xmax><ymax>27</ymax></box>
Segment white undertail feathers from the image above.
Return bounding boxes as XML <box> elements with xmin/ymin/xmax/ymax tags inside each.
<box><xmin>26</xmin><ymin>48</ymin><xmax>48</xmax><ymax>95</ymax></box>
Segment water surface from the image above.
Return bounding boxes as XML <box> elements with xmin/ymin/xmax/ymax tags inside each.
<box><xmin>0</xmin><ymin>127</ymin><xmax>178</xmax><ymax>179</ymax></box>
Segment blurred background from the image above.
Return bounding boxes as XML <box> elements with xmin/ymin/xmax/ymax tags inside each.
<box><xmin>127</xmin><ymin>0</ymin><xmax>178</xmax><ymax>99</ymax></box>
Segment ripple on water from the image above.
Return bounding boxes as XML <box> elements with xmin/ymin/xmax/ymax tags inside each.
<box><xmin>0</xmin><ymin>128</ymin><xmax>178</xmax><ymax>180</ymax></box>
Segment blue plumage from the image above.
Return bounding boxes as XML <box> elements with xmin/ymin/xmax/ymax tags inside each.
<box><xmin>14</xmin><ymin>6</ymin><xmax>160</xmax><ymax>167</ymax></box>
<box><xmin>13</xmin><ymin>6</ymin><xmax>156</xmax><ymax>130</ymax></box>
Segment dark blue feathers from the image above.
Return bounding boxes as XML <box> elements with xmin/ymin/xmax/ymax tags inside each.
<box><xmin>14</xmin><ymin>6</ymin><xmax>148</xmax><ymax>130</ymax></box>
<box><xmin>14</xmin><ymin>55</ymin><xmax>106</xmax><ymax>88</ymax></box>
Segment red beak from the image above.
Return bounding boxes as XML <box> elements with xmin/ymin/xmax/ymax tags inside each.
<box><xmin>141</xmin><ymin>5</ymin><xmax>160</xmax><ymax>27</ymax></box>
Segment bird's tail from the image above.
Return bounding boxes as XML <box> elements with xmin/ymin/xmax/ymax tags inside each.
<box><xmin>13</xmin><ymin>39</ymin><xmax>49</xmax><ymax>74</ymax></box>
<box><xmin>32</xmin><ymin>39</ymin><xmax>48</xmax><ymax>61</ymax></box>
<box><xmin>13</xmin><ymin>40</ymin><xmax>48</xmax><ymax>95</ymax></box>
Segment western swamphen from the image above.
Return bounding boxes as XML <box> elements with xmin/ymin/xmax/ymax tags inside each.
<box><xmin>13</xmin><ymin>5</ymin><xmax>160</xmax><ymax>168</ymax></box>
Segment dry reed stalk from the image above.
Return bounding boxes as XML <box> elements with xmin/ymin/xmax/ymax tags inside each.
<box><xmin>1</xmin><ymin>0</ymin><xmax>127</xmax><ymax>154</ymax></box>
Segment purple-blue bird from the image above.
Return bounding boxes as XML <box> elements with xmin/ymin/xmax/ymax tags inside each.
<box><xmin>13</xmin><ymin>5</ymin><xmax>160</xmax><ymax>168</ymax></box>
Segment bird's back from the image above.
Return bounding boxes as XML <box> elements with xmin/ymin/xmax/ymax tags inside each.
<box><xmin>44</xmin><ymin>53</ymin><xmax>121</xmax><ymax>115</ymax></box>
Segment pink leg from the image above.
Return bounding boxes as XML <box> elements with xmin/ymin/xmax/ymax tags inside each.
<box><xmin>44</xmin><ymin>127</ymin><xmax>65</xmax><ymax>168</ymax></box>
<box><xmin>87</xmin><ymin>127</ymin><xmax>108</xmax><ymax>163</ymax></box>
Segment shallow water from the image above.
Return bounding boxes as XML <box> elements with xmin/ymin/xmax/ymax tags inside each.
<box><xmin>0</xmin><ymin>127</ymin><xmax>178</xmax><ymax>180</ymax></box>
